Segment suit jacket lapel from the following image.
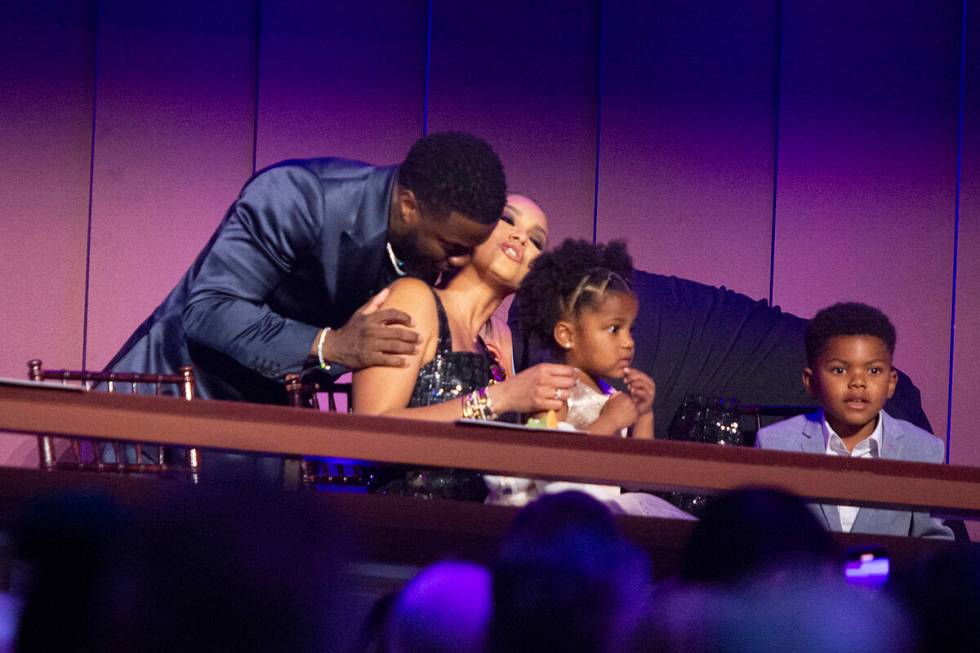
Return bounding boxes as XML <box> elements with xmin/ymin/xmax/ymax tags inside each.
<box><xmin>801</xmin><ymin>412</ymin><xmax>842</xmax><ymax>532</ymax></box>
<box><xmin>800</xmin><ymin>413</ymin><xmax>825</xmax><ymax>454</ymax></box>
<box><xmin>850</xmin><ymin>502</ymin><xmax>878</xmax><ymax>533</ymax></box>
<box><xmin>819</xmin><ymin>501</ymin><xmax>843</xmax><ymax>533</ymax></box>
<box><xmin>852</xmin><ymin>412</ymin><xmax>905</xmax><ymax>534</ymax></box>
<box><xmin>331</xmin><ymin>165</ymin><xmax>397</xmax><ymax>321</ymax></box>
<box><xmin>878</xmin><ymin>411</ymin><xmax>906</xmax><ymax>460</ymax></box>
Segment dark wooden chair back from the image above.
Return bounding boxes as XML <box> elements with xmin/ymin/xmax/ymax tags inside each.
<box><xmin>27</xmin><ymin>359</ymin><xmax>200</xmax><ymax>482</ymax></box>
<box><xmin>284</xmin><ymin>371</ymin><xmax>371</xmax><ymax>489</ymax></box>
<box><xmin>284</xmin><ymin>371</ymin><xmax>351</xmax><ymax>412</ymax></box>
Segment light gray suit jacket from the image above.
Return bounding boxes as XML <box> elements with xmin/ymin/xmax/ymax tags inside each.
<box><xmin>756</xmin><ymin>410</ymin><xmax>953</xmax><ymax>540</ymax></box>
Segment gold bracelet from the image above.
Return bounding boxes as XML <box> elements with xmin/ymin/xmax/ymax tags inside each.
<box><xmin>460</xmin><ymin>388</ymin><xmax>497</xmax><ymax>421</ymax></box>
<box><xmin>477</xmin><ymin>386</ymin><xmax>498</xmax><ymax>421</ymax></box>
<box><xmin>461</xmin><ymin>391</ymin><xmax>480</xmax><ymax>420</ymax></box>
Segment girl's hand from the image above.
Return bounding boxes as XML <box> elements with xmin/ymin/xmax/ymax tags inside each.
<box><xmin>624</xmin><ymin>367</ymin><xmax>655</xmax><ymax>415</ymax></box>
<box><xmin>593</xmin><ymin>392</ymin><xmax>638</xmax><ymax>434</ymax></box>
<box><xmin>487</xmin><ymin>363</ymin><xmax>578</xmax><ymax>414</ymax></box>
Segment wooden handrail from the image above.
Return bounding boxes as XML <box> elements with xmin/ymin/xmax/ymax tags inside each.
<box><xmin>1</xmin><ymin>382</ymin><xmax>978</xmax><ymax>518</ymax></box>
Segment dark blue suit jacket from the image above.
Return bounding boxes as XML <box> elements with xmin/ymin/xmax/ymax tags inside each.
<box><xmin>107</xmin><ymin>158</ymin><xmax>400</xmax><ymax>403</ymax></box>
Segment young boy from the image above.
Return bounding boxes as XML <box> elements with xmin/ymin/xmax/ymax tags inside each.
<box><xmin>756</xmin><ymin>302</ymin><xmax>953</xmax><ymax>539</ymax></box>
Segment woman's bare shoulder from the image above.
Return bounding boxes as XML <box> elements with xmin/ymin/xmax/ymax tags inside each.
<box><xmin>384</xmin><ymin>277</ymin><xmax>436</xmax><ymax>306</ymax></box>
<box><xmin>383</xmin><ymin>278</ymin><xmax>439</xmax><ymax>333</ymax></box>
<box><xmin>387</xmin><ymin>276</ymin><xmax>433</xmax><ymax>294</ymax></box>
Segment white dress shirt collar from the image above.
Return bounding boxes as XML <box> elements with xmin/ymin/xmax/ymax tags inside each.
<box><xmin>821</xmin><ymin>410</ymin><xmax>883</xmax><ymax>533</ymax></box>
<box><xmin>822</xmin><ymin>410</ymin><xmax>883</xmax><ymax>459</ymax></box>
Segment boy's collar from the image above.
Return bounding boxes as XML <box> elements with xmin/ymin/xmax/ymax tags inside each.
<box><xmin>819</xmin><ymin>409</ymin><xmax>884</xmax><ymax>456</ymax></box>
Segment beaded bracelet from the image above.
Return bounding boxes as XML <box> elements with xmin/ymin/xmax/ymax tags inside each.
<box><xmin>477</xmin><ymin>386</ymin><xmax>498</xmax><ymax>420</ymax></box>
<box><xmin>461</xmin><ymin>392</ymin><xmax>478</xmax><ymax>420</ymax></box>
<box><xmin>316</xmin><ymin>327</ymin><xmax>332</xmax><ymax>371</ymax></box>
<box><xmin>461</xmin><ymin>387</ymin><xmax>497</xmax><ymax>421</ymax></box>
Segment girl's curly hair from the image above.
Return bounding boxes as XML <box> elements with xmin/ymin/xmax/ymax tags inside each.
<box><xmin>514</xmin><ymin>239</ymin><xmax>634</xmax><ymax>363</ymax></box>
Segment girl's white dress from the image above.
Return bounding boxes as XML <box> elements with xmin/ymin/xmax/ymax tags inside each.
<box><xmin>484</xmin><ymin>383</ymin><xmax>695</xmax><ymax>519</ymax></box>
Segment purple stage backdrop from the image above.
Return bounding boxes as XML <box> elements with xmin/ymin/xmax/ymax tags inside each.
<box><xmin>1</xmin><ymin>2</ymin><xmax>977</xmax><ymax>490</ymax></box>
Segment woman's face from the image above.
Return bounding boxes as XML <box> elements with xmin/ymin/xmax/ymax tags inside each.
<box><xmin>471</xmin><ymin>194</ymin><xmax>549</xmax><ymax>290</ymax></box>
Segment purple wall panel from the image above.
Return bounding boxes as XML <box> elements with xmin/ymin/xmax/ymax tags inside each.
<box><xmin>427</xmin><ymin>1</ymin><xmax>598</xmax><ymax>248</ymax></box>
<box><xmin>951</xmin><ymin>4</ymin><xmax>980</xmax><ymax>472</ymax></box>
<box><xmin>0</xmin><ymin>2</ymin><xmax>94</xmax><ymax>376</ymax></box>
<box><xmin>597</xmin><ymin>0</ymin><xmax>778</xmax><ymax>300</ymax></box>
<box><xmin>85</xmin><ymin>0</ymin><xmax>257</xmax><ymax>369</ymax></box>
<box><xmin>255</xmin><ymin>0</ymin><xmax>426</xmax><ymax>170</ymax></box>
<box><xmin>0</xmin><ymin>2</ymin><xmax>95</xmax><ymax>466</ymax></box>
<box><xmin>773</xmin><ymin>1</ymin><xmax>961</xmax><ymax>435</ymax></box>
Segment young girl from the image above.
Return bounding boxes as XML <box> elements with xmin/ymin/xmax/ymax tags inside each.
<box><xmin>486</xmin><ymin>240</ymin><xmax>692</xmax><ymax>518</ymax></box>
<box><xmin>515</xmin><ymin>238</ymin><xmax>655</xmax><ymax>438</ymax></box>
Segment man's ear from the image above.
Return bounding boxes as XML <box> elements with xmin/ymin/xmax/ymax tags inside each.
<box><xmin>553</xmin><ymin>321</ymin><xmax>574</xmax><ymax>351</ymax></box>
<box><xmin>396</xmin><ymin>187</ymin><xmax>421</xmax><ymax>226</ymax></box>
<box><xmin>802</xmin><ymin>367</ymin><xmax>815</xmax><ymax>396</ymax></box>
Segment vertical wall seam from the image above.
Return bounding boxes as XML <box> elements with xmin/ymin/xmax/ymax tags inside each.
<box><xmin>768</xmin><ymin>0</ymin><xmax>784</xmax><ymax>307</ymax></box>
<box><xmin>591</xmin><ymin>0</ymin><xmax>605</xmax><ymax>244</ymax></box>
<box><xmin>946</xmin><ymin>0</ymin><xmax>968</xmax><ymax>464</ymax></box>
<box><xmin>251</xmin><ymin>0</ymin><xmax>262</xmax><ymax>174</ymax></box>
<box><xmin>82</xmin><ymin>0</ymin><xmax>101</xmax><ymax>370</ymax></box>
<box><xmin>423</xmin><ymin>0</ymin><xmax>433</xmax><ymax>135</ymax></box>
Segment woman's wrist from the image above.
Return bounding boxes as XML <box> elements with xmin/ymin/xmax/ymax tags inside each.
<box><xmin>485</xmin><ymin>383</ymin><xmax>508</xmax><ymax>414</ymax></box>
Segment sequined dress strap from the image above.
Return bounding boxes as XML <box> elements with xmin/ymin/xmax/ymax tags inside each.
<box><xmin>429</xmin><ymin>289</ymin><xmax>499</xmax><ymax>363</ymax></box>
<box><xmin>431</xmin><ymin>290</ymin><xmax>454</xmax><ymax>356</ymax></box>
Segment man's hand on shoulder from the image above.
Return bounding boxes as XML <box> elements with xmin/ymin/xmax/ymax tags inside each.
<box><xmin>320</xmin><ymin>287</ymin><xmax>422</xmax><ymax>369</ymax></box>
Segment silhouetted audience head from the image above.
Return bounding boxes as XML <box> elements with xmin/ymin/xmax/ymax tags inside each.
<box><xmin>489</xmin><ymin>491</ymin><xmax>651</xmax><ymax>653</ymax></box>
<box><xmin>502</xmin><ymin>487</ymin><xmax>620</xmax><ymax>547</ymax></box>
<box><xmin>12</xmin><ymin>487</ymin><xmax>349</xmax><ymax>653</ymax></box>
<box><xmin>351</xmin><ymin>591</ymin><xmax>398</xmax><ymax>653</ymax></box>
<box><xmin>386</xmin><ymin>560</ymin><xmax>492</xmax><ymax>653</ymax></box>
<box><xmin>11</xmin><ymin>492</ymin><xmax>128</xmax><ymax>653</ymax></box>
<box><xmin>899</xmin><ymin>545</ymin><xmax>980</xmax><ymax>653</ymax></box>
<box><xmin>644</xmin><ymin>574</ymin><xmax>913</xmax><ymax>653</ymax></box>
<box><xmin>98</xmin><ymin>487</ymin><xmax>347</xmax><ymax>652</ymax></box>
<box><xmin>16</xmin><ymin>483</ymin><xmax>963</xmax><ymax>653</ymax></box>
<box><xmin>681</xmin><ymin>487</ymin><xmax>837</xmax><ymax>585</ymax></box>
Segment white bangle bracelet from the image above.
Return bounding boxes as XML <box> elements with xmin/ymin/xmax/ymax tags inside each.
<box><xmin>316</xmin><ymin>327</ymin><xmax>332</xmax><ymax>371</ymax></box>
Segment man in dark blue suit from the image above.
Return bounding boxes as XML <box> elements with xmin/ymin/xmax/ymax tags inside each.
<box><xmin>107</xmin><ymin>132</ymin><xmax>506</xmax><ymax>404</ymax></box>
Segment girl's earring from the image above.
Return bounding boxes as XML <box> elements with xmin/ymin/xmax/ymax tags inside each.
<box><xmin>561</xmin><ymin>341</ymin><xmax>572</xmax><ymax>350</ymax></box>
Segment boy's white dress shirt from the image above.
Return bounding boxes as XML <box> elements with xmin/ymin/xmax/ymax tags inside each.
<box><xmin>822</xmin><ymin>413</ymin><xmax>883</xmax><ymax>532</ymax></box>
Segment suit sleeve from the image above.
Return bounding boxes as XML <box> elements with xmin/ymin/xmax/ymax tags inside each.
<box><xmin>754</xmin><ymin>423</ymin><xmax>792</xmax><ymax>451</ymax></box>
<box><xmin>910</xmin><ymin>513</ymin><xmax>955</xmax><ymax>539</ymax></box>
<box><xmin>909</xmin><ymin>434</ymin><xmax>955</xmax><ymax>539</ymax></box>
<box><xmin>182</xmin><ymin>165</ymin><xmax>324</xmax><ymax>379</ymax></box>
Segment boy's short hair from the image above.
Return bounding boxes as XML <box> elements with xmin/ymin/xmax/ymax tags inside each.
<box><xmin>805</xmin><ymin>302</ymin><xmax>896</xmax><ymax>365</ymax></box>
<box><xmin>399</xmin><ymin>131</ymin><xmax>506</xmax><ymax>225</ymax></box>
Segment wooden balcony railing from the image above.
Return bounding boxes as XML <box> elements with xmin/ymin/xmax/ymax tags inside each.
<box><xmin>1</xmin><ymin>381</ymin><xmax>978</xmax><ymax>519</ymax></box>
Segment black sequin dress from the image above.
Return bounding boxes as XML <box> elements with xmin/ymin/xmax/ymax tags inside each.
<box><xmin>374</xmin><ymin>288</ymin><xmax>502</xmax><ymax>501</ymax></box>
